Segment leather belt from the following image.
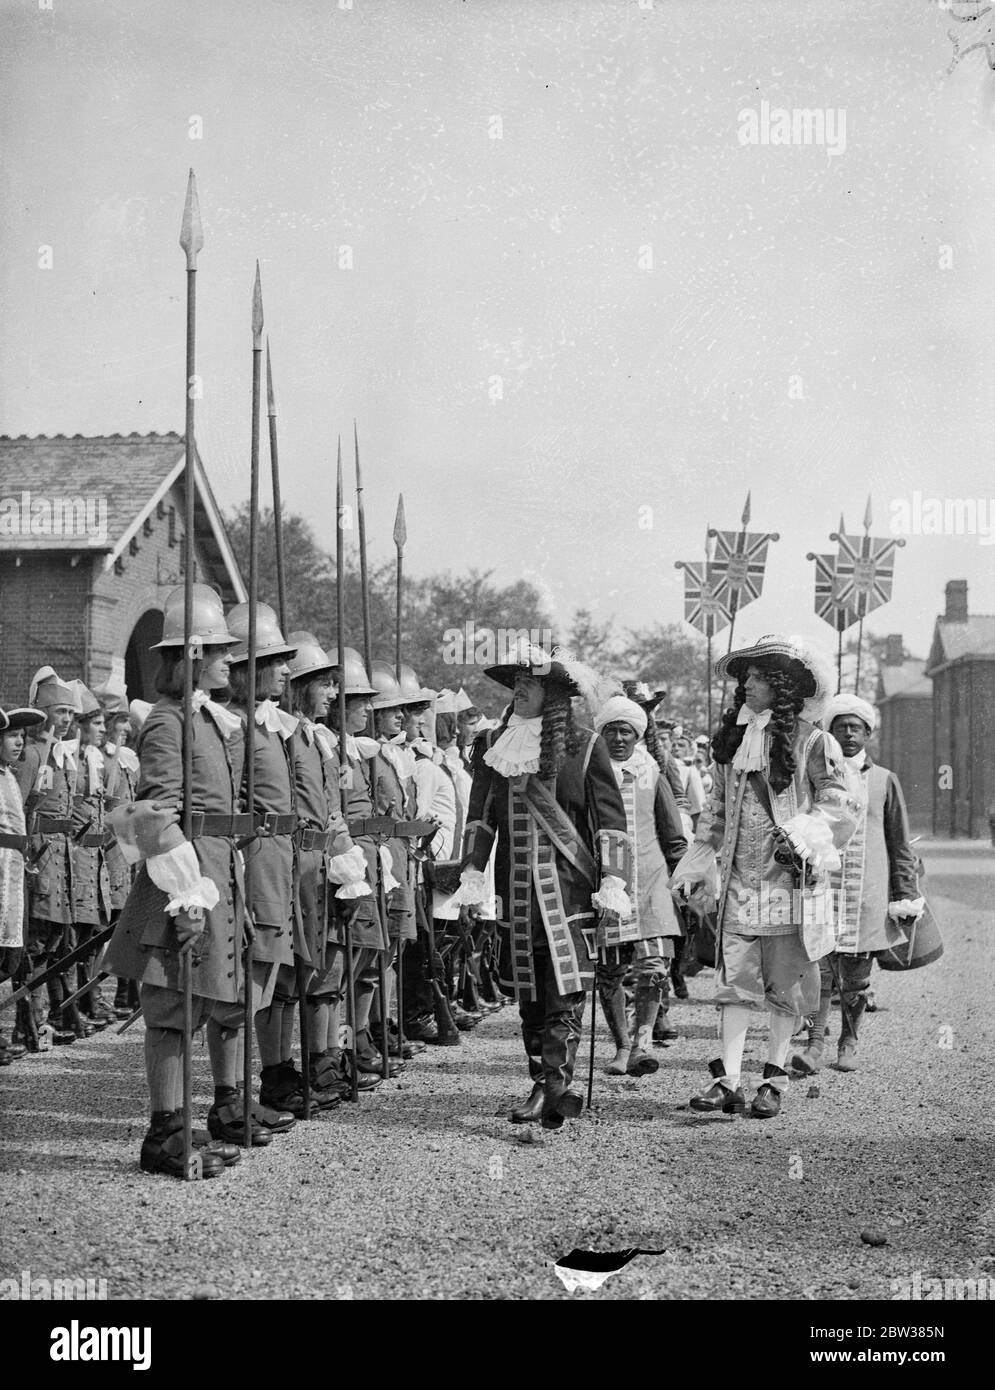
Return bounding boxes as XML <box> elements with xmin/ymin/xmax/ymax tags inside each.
<box><xmin>36</xmin><ymin>817</ymin><xmax>72</xmax><ymax>835</ymax></box>
<box><xmin>297</xmin><ymin>826</ymin><xmax>335</xmax><ymax>852</ymax></box>
<box><xmin>79</xmin><ymin>830</ymin><xmax>111</xmax><ymax>848</ymax></box>
<box><xmin>0</xmin><ymin>832</ymin><xmax>27</xmax><ymax>853</ymax></box>
<box><xmin>254</xmin><ymin>812</ymin><xmax>298</xmax><ymax>837</ymax></box>
<box><xmin>189</xmin><ymin>812</ymin><xmax>256</xmax><ymax>838</ymax></box>
<box><xmin>347</xmin><ymin>817</ymin><xmax>437</xmax><ymax>839</ymax></box>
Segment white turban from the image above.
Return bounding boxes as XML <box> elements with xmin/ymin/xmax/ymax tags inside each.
<box><xmin>594</xmin><ymin>696</ymin><xmax>648</xmax><ymax>738</ymax></box>
<box><xmin>824</xmin><ymin>694</ymin><xmax>877</xmax><ymax>734</ymax></box>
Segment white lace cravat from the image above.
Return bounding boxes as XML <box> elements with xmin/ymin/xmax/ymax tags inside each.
<box><xmin>482</xmin><ymin>715</ymin><xmax>542</xmax><ymax>778</ymax></box>
<box><xmin>732</xmin><ymin>706</ymin><xmax>772</xmax><ymax>773</ymax></box>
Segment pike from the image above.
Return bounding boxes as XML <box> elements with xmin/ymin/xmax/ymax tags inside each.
<box><xmin>178</xmin><ymin>169</ymin><xmax>204</xmax><ymax>1180</ymax></box>
<box><xmin>354</xmin><ymin>426</ymin><xmax>391</xmax><ymax>1081</ymax></box>
<box><xmin>718</xmin><ymin>492</ymin><xmax>750</xmax><ymax>711</ymax></box>
<box><xmin>392</xmin><ymin>491</ymin><xmax>407</xmax><ymax>1051</ymax></box>
<box><xmin>241</xmin><ymin>259</ymin><xmax>264</xmax><ymax>1146</ymax></box>
<box><xmin>267</xmin><ymin>341</ymin><xmax>312</xmax><ymax>1120</ymax></box>
<box><xmin>336</xmin><ymin>439</ymin><xmax>360</xmax><ymax>1100</ymax></box>
<box><xmin>2</xmin><ymin>924</ymin><xmax>116</xmax><ymax>1009</ymax></box>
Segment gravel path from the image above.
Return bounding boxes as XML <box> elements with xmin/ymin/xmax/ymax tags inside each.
<box><xmin>2</xmin><ymin>841</ymin><xmax>993</xmax><ymax>1301</ymax></box>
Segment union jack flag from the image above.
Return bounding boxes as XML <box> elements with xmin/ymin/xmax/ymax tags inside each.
<box><xmin>675</xmin><ymin>559</ymin><xmax>730</xmax><ymax>636</ymax></box>
<box><xmin>809</xmin><ymin>551</ymin><xmax>857</xmax><ymax>633</ymax></box>
<box><xmin>831</xmin><ymin>532</ymin><xmax>905</xmax><ymax>618</ymax></box>
<box><xmin>707</xmin><ymin>529</ymin><xmax>779</xmax><ymax>611</ymax></box>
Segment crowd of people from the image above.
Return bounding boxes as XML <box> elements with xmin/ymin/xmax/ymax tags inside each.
<box><xmin>0</xmin><ymin>591</ymin><xmax>927</xmax><ymax>1177</ymax></box>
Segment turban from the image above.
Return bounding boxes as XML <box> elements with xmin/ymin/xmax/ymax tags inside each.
<box><xmin>824</xmin><ymin>693</ymin><xmax>877</xmax><ymax>734</ymax></box>
<box><xmin>593</xmin><ymin>696</ymin><xmax>648</xmax><ymax>738</ymax></box>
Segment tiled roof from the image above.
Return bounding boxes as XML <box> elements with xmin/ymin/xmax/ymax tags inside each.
<box><xmin>878</xmin><ymin>660</ymin><xmax>931</xmax><ymax>700</ymax></box>
<box><xmin>0</xmin><ymin>433</ymin><xmax>185</xmax><ymax>550</ymax></box>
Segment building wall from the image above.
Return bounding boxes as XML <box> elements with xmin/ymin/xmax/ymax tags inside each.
<box><xmin>932</xmin><ymin>659</ymin><xmax>995</xmax><ymax>837</ymax></box>
<box><xmin>88</xmin><ymin>483</ymin><xmax>217</xmax><ymax>698</ymax></box>
<box><xmin>968</xmin><ymin>661</ymin><xmax>995</xmax><ymax>837</ymax></box>
<box><xmin>0</xmin><ymin>553</ymin><xmax>89</xmax><ymax>702</ymax></box>
<box><xmin>878</xmin><ymin>695</ymin><xmax>933</xmax><ymax>834</ymax></box>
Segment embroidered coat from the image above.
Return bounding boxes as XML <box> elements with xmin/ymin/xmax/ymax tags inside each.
<box><xmin>15</xmin><ymin>737</ymin><xmax>76</xmax><ymax>927</ymax></box>
<box><xmin>103</xmin><ymin>698</ymin><xmax>247</xmax><ymax>1002</ymax></box>
<box><xmin>608</xmin><ymin>746</ymin><xmax>687</xmax><ymax>945</ymax></box>
<box><xmin>0</xmin><ymin>765</ymin><xmax>27</xmax><ymax>948</ymax></box>
<box><xmin>833</xmin><ymin>756</ymin><xmax>918</xmax><ymax>955</ymax></box>
<box><xmin>691</xmin><ymin>720</ymin><xmax>858</xmax><ymax>938</ymax></box>
<box><xmin>462</xmin><ymin>727</ymin><xmax>632</xmax><ymax>1000</ymax></box>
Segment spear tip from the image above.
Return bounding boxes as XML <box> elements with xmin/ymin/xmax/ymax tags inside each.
<box><xmin>179</xmin><ymin>169</ymin><xmax>203</xmax><ymax>268</ymax></box>
<box><xmin>393</xmin><ymin>493</ymin><xmax>407</xmax><ymax>550</ymax></box>
<box><xmin>265</xmin><ymin>339</ymin><xmax>276</xmax><ymax>416</ymax></box>
<box><xmin>863</xmin><ymin>494</ymin><xmax>873</xmax><ymax>532</ymax></box>
<box><xmin>741</xmin><ymin>490</ymin><xmax>751</xmax><ymax>527</ymax></box>
<box><xmin>252</xmin><ymin>261</ymin><xmax>264</xmax><ymax>347</ymax></box>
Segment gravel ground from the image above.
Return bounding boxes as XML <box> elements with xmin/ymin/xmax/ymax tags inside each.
<box><xmin>2</xmin><ymin>840</ymin><xmax>993</xmax><ymax>1302</ymax></box>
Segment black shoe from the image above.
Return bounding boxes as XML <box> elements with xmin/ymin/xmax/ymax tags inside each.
<box><xmin>140</xmin><ymin>1115</ymin><xmax>225</xmax><ymax>1179</ymax></box>
<box><xmin>356</xmin><ymin>1052</ymin><xmax>403</xmax><ymax>1077</ymax></box>
<box><xmin>653</xmin><ymin>1017</ymin><xmax>679</xmax><ymax>1044</ymax></box>
<box><xmin>51</xmin><ymin>1028</ymin><xmax>76</xmax><ymax>1046</ymax></box>
<box><xmin>626</xmin><ymin>1046</ymin><xmax>660</xmax><ymax>1075</ymax></box>
<box><xmin>407</xmin><ymin>1015</ymin><xmax>439</xmax><ymax>1043</ymax></box>
<box><xmin>191</xmin><ymin>1129</ymin><xmax>242</xmax><ymax>1166</ymax></box>
<box><xmin>750</xmin><ymin>1063</ymin><xmax>787</xmax><ymax>1119</ymax></box>
<box><xmin>689</xmin><ymin>1059</ymin><xmax>746</xmax><ymax>1114</ymax></box>
<box><xmin>207</xmin><ymin>1098</ymin><xmax>274</xmax><ymax>1147</ymax></box>
<box><xmin>510</xmin><ymin>1082</ymin><xmax>545</xmax><ymax>1124</ymax></box>
<box><xmin>260</xmin><ymin>1062</ymin><xmax>308</xmax><ymax>1118</ymax></box>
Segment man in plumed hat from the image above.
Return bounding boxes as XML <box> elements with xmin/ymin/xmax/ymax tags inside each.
<box><xmin>456</xmin><ymin>643</ymin><xmax>633</xmax><ymax>1129</ymax></box>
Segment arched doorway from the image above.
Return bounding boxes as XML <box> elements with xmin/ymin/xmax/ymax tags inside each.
<box><xmin>125</xmin><ymin>609</ymin><xmax>164</xmax><ymax>702</ymax></box>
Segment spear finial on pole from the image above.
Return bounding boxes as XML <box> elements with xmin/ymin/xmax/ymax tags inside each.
<box><xmin>179</xmin><ymin>168</ymin><xmax>203</xmax><ymax>271</ymax></box>
<box><xmin>393</xmin><ymin>494</ymin><xmax>406</xmax><ymax>675</ymax></box>
<box><xmin>863</xmin><ymin>494</ymin><xmax>873</xmax><ymax>533</ymax></box>
<box><xmin>741</xmin><ymin>491</ymin><xmax>751</xmax><ymax>529</ymax></box>
<box><xmin>252</xmin><ymin>260</ymin><xmax>264</xmax><ymax>350</ymax></box>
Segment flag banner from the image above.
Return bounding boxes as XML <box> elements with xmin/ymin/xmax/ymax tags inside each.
<box><xmin>832</xmin><ymin>532</ymin><xmax>905</xmax><ymax>618</ymax></box>
<box><xmin>809</xmin><ymin>551</ymin><xmax>857</xmax><ymax>633</ymax></box>
<box><xmin>676</xmin><ymin>560</ymin><xmax>731</xmax><ymax>636</ymax></box>
<box><xmin>708</xmin><ymin>529</ymin><xmax>778</xmax><ymax>610</ymax></box>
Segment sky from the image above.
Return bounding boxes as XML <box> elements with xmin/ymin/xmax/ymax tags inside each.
<box><xmin>2</xmin><ymin>0</ymin><xmax>994</xmax><ymax>663</ymax></box>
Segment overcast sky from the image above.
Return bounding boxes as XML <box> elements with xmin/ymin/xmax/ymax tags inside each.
<box><xmin>2</xmin><ymin>0</ymin><xmax>993</xmax><ymax>662</ymax></box>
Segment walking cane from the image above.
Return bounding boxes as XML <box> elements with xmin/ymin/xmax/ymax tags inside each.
<box><xmin>587</xmin><ymin>961</ymin><xmax>597</xmax><ymax>1110</ymax></box>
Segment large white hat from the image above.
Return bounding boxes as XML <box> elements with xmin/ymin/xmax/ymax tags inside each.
<box><xmin>715</xmin><ymin>633</ymin><xmax>835</xmax><ymax>725</ymax></box>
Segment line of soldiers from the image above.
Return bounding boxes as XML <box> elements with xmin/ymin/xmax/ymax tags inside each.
<box><xmin>0</xmin><ymin>586</ymin><xmax>509</xmax><ymax>1176</ymax></box>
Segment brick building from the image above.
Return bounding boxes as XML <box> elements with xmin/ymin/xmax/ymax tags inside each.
<box><xmin>0</xmin><ymin>433</ymin><xmax>245</xmax><ymax>704</ymax></box>
<box><xmin>926</xmin><ymin>580</ymin><xmax>995</xmax><ymax>839</ymax></box>
<box><xmin>875</xmin><ymin>633</ymin><xmax>932</xmax><ymax>835</ymax></box>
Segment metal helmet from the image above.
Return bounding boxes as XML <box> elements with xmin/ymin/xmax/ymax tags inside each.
<box><xmin>151</xmin><ymin>584</ymin><xmax>238</xmax><ymax>650</ymax></box>
<box><xmin>328</xmin><ymin>646</ymin><xmax>376</xmax><ymax>697</ymax></box>
<box><xmin>226</xmin><ymin>602</ymin><xmax>298</xmax><ymax>664</ymax></box>
<box><xmin>287</xmin><ymin>639</ymin><xmax>336</xmax><ymax>682</ymax></box>
<box><xmin>369</xmin><ymin>660</ymin><xmax>405</xmax><ymax>709</ymax></box>
<box><xmin>397</xmin><ymin>662</ymin><xmax>436</xmax><ymax>704</ymax></box>
<box><xmin>287</xmin><ymin>629</ymin><xmax>321</xmax><ymax>647</ymax></box>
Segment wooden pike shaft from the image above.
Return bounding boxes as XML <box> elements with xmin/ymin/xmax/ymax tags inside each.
<box><xmin>354</xmin><ymin>424</ymin><xmax>373</xmax><ymax>682</ymax></box>
<box><xmin>267</xmin><ymin>342</ymin><xmax>288</xmax><ymax>634</ymax></box>
<box><xmin>178</xmin><ymin>168</ymin><xmax>203</xmax><ymax>1182</ymax></box>
<box><xmin>243</xmin><ymin>261</ymin><xmax>264</xmax><ymax>1144</ymax></box>
<box><xmin>336</xmin><ymin>440</ymin><xmax>359</xmax><ymax>1102</ymax></box>
<box><xmin>393</xmin><ymin>494</ymin><xmax>406</xmax><ymax>676</ymax></box>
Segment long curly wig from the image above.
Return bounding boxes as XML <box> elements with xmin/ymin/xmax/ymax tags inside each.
<box><xmin>711</xmin><ymin>657</ymin><xmax>809</xmax><ymax>792</ymax></box>
<box><xmin>641</xmin><ymin>716</ymin><xmax>671</xmax><ymax>778</ymax></box>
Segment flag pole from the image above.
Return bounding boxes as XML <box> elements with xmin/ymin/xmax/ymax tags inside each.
<box><xmin>717</xmin><ymin>492</ymin><xmax>751</xmax><ymax>709</ymax></box>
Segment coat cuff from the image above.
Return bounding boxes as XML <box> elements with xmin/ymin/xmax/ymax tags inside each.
<box><xmin>591</xmin><ymin>875</ymin><xmax>632</xmax><ymax>918</ymax></box>
<box><xmin>671</xmin><ymin>841</ymin><xmax>719</xmax><ymax>893</ymax></box>
<box><xmin>146</xmin><ymin>843</ymin><xmax>221</xmax><ymax>916</ymax></box>
<box><xmin>780</xmin><ymin>812</ymin><xmax>841</xmax><ymax>873</ymax></box>
<box><xmin>888</xmin><ymin>897</ymin><xmax>925</xmax><ymax>920</ymax></box>
<box><xmin>335</xmin><ymin>879</ymin><xmax>373</xmax><ymax>901</ymax></box>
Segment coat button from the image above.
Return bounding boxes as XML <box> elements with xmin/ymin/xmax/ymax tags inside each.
<box><xmin>227</xmin><ymin>970</ymin><xmax>234</xmax><ymax>978</ymax></box>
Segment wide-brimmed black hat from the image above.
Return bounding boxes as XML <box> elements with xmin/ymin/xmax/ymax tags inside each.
<box><xmin>0</xmin><ymin>706</ymin><xmax>46</xmax><ymax>732</ymax></box>
<box><xmin>483</xmin><ymin>643</ymin><xmax>582</xmax><ymax>697</ymax></box>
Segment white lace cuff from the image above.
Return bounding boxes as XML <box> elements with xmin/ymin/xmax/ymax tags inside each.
<box><xmin>378</xmin><ymin>845</ymin><xmax>401</xmax><ymax>894</ymax></box>
<box><xmin>335</xmin><ymin>879</ymin><xmax>373</xmax><ymax>901</ymax></box>
<box><xmin>670</xmin><ymin>841</ymin><xmax>719</xmax><ymax>893</ymax></box>
<box><xmin>591</xmin><ymin>875</ymin><xmax>632</xmax><ymax>917</ymax></box>
<box><xmin>452</xmin><ymin>866</ymin><xmax>488</xmax><ymax>906</ymax></box>
<box><xmin>780</xmin><ymin>812</ymin><xmax>841</xmax><ymax>873</ymax></box>
<box><xmin>888</xmin><ymin>897</ymin><xmax>925</xmax><ymax>920</ymax></box>
<box><xmin>147</xmin><ymin>843</ymin><xmax>221</xmax><ymax>916</ymax></box>
<box><xmin>327</xmin><ymin>844</ymin><xmax>367</xmax><ymax>886</ymax></box>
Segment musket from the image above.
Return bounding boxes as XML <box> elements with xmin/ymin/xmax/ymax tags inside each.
<box><xmin>240</xmin><ymin>260</ymin><xmax>264</xmax><ymax>1146</ymax></box>
<box><xmin>336</xmin><ymin>440</ymin><xmax>359</xmax><ymax>1100</ymax></box>
<box><xmin>267</xmin><ymin>340</ymin><xmax>312</xmax><ymax>1120</ymax></box>
<box><xmin>354</xmin><ymin>426</ymin><xmax>390</xmax><ymax>1081</ymax></box>
<box><xmin>179</xmin><ymin>169</ymin><xmax>204</xmax><ymax>1179</ymax></box>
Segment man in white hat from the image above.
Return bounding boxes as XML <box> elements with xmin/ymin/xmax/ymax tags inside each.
<box><xmin>791</xmin><ymin>693</ymin><xmax>923</xmax><ymax>1076</ymax></box>
<box><xmin>672</xmin><ymin>634</ymin><xmax>859</xmax><ymax>1119</ymax></box>
<box><xmin>13</xmin><ymin>669</ymin><xmax>80</xmax><ymax>1049</ymax></box>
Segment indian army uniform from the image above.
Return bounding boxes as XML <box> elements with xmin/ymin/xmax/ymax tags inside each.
<box><xmin>592</xmin><ymin>698</ymin><xmax>688</xmax><ymax>1077</ymax></box>
<box><xmin>14</xmin><ymin>671</ymin><xmax>80</xmax><ymax>1047</ymax></box>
